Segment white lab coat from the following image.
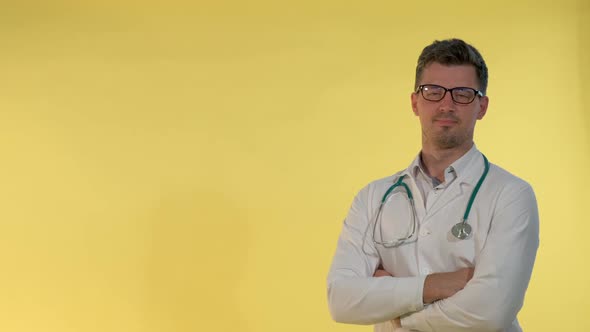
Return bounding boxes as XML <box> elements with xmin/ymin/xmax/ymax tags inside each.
<box><xmin>327</xmin><ymin>147</ymin><xmax>539</xmax><ymax>332</ymax></box>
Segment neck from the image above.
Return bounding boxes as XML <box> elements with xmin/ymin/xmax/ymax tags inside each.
<box><xmin>420</xmin><ymin>141</ymin><xmax>474</xmax><ymax>182</ymax></box>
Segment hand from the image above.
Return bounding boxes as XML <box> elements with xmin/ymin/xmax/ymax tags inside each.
<box><xmin>423</xmin><ymin>267</ymin><xmax>474</xmax><ymax>304</ymax></box>
<box><xmin>390</xmin><ymin>318</ymin><xmax>412</xmax><ymax>331</ymax></box>
<box><xmin>373</xmin><ymin>267</ymin><xmax>393</xmax><ymax>278</ymax></box>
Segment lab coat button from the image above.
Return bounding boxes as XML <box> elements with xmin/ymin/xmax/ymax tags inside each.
<box><xmin>419</xmin><ymin>228</ymin><xmax>430</xmax><ymax>237</ymax></box>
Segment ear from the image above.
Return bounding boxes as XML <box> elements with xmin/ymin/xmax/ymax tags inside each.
<box><xmin>477</xmin><ymin>95</ymin><xmax>489</xmax><ymax>120</ymax></box>
<box><xmin>411</xmin><ymin>92</ymin><xmax>419</xmax><ymax>116</ymax></box>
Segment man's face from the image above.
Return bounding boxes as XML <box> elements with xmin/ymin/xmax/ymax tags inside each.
<box><xmin>411</xmin><ymin>62</ymin><xmax>489</xmax><ymax>150</ymax></box>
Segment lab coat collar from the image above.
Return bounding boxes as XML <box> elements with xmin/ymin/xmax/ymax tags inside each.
<box><xmin>404</xmin><ymin>144</ymin><xmax>484</xmax><ymax>187</ymax></box>
<box><xmin>400</xmin><ymin>144</ymin><xmax>487</xmax><ymax>223</ymax></box>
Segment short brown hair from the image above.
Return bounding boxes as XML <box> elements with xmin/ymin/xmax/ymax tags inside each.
<box><xmin>414</xmin><ymin>39</ymin><xmax>488</xmax><ymax>94</ymax></box>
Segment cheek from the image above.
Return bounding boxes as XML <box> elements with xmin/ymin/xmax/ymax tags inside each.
<box><xmin>465</xmin><ymin>114</ymin><xmax>480</xmax><ymax>127</ymax></box>
<box><xmin>415</xmin><ymin>104</ymin><xmax>433</xmax><ymax>120</ymax></box>
<box><xmin>460</xmin><ymin>108</ymin><xmax>481</xmax><ymax>124</ymax></box>
<box><xmin>419</xmin><ymin>115</ymin><xmax>435</xmax><ymax>130</ymax></box>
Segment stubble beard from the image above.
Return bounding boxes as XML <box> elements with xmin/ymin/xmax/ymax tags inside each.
<box><xmin>425</xmin><ymin>126</ymin><xmax>472</xmax><ymax>150</ymax></box>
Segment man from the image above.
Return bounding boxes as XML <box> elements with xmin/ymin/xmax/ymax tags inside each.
<box><xmin>327</xmin><ymin>39</ymin><xmax>539</xmax><ymax>332</ymax></box>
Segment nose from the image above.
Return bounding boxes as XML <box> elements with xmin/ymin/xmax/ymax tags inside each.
<box><xmin>438</xmin><ymin>91</ymin><xmax>456</xmax><ymax>112</ymax></box>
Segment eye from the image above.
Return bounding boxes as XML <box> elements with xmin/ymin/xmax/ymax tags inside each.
<box><xmin>453</xmin><ymin>88</ymin><xmax>475</xmax><ymax>102</ymax></box>
<box><xmin>423</xmin><ymin>86</ymin><xmax>444</xmax><ymax>96</ymax></box>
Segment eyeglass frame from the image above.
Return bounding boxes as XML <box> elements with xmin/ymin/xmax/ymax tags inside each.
<box><xmin>416</xmin><ymin>84</ymin><xmax>484</xmax><ymax>104</ymax></box>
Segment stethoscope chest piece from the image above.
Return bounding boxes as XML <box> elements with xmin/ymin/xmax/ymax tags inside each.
<box><xmin>451</xmin><ymin>221</ymin><xmax>472</xmax><ymax>240</ymax></box>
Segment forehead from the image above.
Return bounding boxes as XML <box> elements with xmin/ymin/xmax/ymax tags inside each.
<box><xmin>420</xmin><ymin>62</ymin><xmax>479</xmax><ymax>88</ymax></box>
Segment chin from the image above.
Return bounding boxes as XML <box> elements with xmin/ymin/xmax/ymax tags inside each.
<box><xmin>434</xmin><ymin>136</ymin><xmax>464</xmax><ymax>149</ymax></box>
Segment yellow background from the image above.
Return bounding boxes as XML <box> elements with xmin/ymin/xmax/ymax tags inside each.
<box><xmin>0</xmin><ymin>1</ymin><xmax>588</xmax><ymax>331</ymax></box>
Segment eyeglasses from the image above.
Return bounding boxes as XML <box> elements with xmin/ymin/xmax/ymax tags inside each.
<box><xmin>417</xmin><ymin>84</ymin><xmax>484</xmax><ymax>104</ymax></box>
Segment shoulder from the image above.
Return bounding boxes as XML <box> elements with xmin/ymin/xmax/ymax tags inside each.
<box><xmin>486</xmin><ymin>162</ymin><xmax>537</xmax><ymax>208</ymax></box>
<box><xmin>365</xmin><ymin>170</ymin><xmax>407</xmax><ymax>193</ymax></box>
<box><xmin>351</xmin><ymin>171</ymin><xmax>405</xmax><ymax>207</ymax></box>
<box><xmin>487</xmin><ymin>162</ymin><xmax>534</xmax><ymax>191</ymax></box>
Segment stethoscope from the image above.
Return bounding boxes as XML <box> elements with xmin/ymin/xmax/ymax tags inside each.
<box><xmin>367</xmin><ymin>154</ymin><xmax>490</xmax><ymax>249</ymax></box>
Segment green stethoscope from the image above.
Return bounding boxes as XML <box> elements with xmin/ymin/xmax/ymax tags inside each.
<box><xmin>371</xmin><ymin>154</ymin><xmax>490</xmax><ymax>247</ymax></box>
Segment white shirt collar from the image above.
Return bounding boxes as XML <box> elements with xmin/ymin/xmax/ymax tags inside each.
<box><xmin>405</xmin><ymin>144</ymin><xmax>482</xmax><ymax>186</ymax></box>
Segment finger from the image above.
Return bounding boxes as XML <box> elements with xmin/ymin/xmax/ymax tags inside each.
<box><xmin>374</xmin><ymin>269</ymin><xmax>392</xmax><ymax>277</ymax></box>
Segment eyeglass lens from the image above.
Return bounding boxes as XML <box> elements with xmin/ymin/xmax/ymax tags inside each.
<box><xmin>421</xmin><ymin>85</ymin><xmax>476</xmax><ymax>104</ymax></box>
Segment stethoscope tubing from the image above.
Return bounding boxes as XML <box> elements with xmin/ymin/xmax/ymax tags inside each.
<box><xmin>368</xmin><ymin>154</ymin><xmax>490</xmax><ymax>248</ymax></box>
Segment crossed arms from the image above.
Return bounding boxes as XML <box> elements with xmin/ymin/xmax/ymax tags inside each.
<box><xmin>375</xmin><ymin>266</ymin><xmax>474</xmax><ymax>329</ymax></box>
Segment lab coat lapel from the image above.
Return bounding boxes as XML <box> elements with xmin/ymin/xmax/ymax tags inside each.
<box><xmin>423</xmin><ymin>155</ymin><xmax>483</xmax><ymax>223</ymax></box>
<box><xmin>424</xmin><ymin>180</ymin><xmax>465</xmax><ymax>220</ymax></box>
<box><xmin>407</xmin><ymin>174</ymin><xmax>427</xmax><ymax>221</ymax></box>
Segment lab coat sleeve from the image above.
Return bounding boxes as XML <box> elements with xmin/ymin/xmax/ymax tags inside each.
<box><xmin>400</xmin><ymin>183</ymin><xmax>540</xmax><ymax>332</ymax></box>
<box><xmin>327</xmin><ymin>185</ymin><xmax>426</xmax><ymax>325</ymax></box>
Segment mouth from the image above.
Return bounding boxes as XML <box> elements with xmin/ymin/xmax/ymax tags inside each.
<box><xmin>434</xmin><ymin>118</ymin><xmax>458</xmax><ymax>126</ymax></box>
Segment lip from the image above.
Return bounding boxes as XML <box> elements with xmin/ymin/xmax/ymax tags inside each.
<box><xmin>434</xmin><ymin>119</ymin><xmax>458</xmax><ymax>125</ymax></box>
